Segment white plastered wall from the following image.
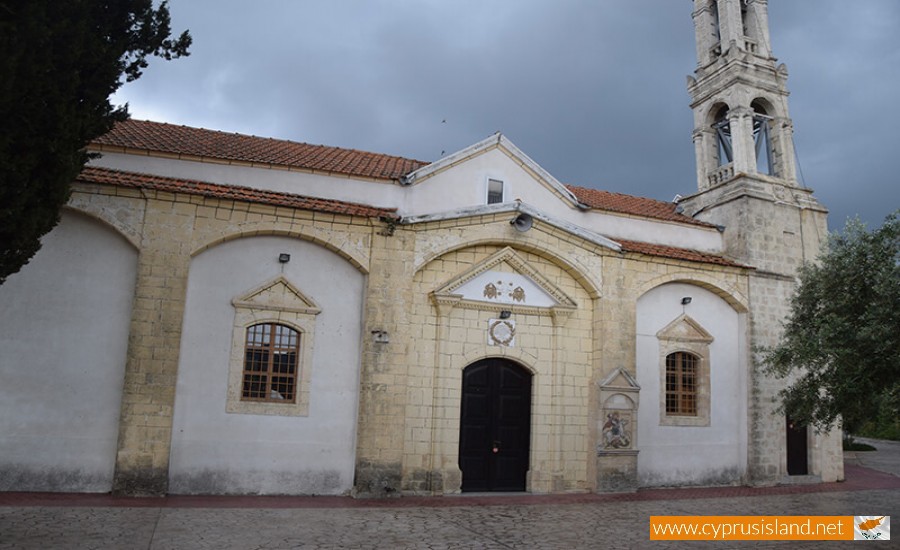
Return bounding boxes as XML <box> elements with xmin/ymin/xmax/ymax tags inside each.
<box><xmin>91</xmin><ymin>152</ymin><xmax>407</xmax><ymax>210</ymax></box>
<box><xmin>168</xmin><ymin>235</ymin><xmax>364</xmax><ymax>495</ymax></box>
<box><xmin>635</xmin><ymin>282</ymin><xmax>748</xmax><ymax>487</ymax></box>
<box><xmin>0</xmin><ymin>211</ymin><xmax>137</xmax><ymax>492</ymax></box>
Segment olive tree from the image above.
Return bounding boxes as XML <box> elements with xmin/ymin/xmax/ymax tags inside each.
<box><xmin>764</xmin><ymin>211</ymin><xmax>899</xmax><ymax>433</ymax></box>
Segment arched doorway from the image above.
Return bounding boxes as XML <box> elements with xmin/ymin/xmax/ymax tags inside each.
<box><xmin>459</xmin><ymin>358</ymin><xmax>532</xmax><ymax>492</ymax></box>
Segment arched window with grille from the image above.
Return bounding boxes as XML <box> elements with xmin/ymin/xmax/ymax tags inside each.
<box><xmin>665</xmin><ymin>351</ymin><xmax>699</xmax><ymax>416</ymax></box>
<box><xmin>242</xmin><ymin>322</ymin><xmax>301</xmax><ymax>402</ymax></box>
<box><xmin>226</xmin><ymin>275</ymin><xmax>320</xmax><ymax>417</ymax></box>
<box><xmin>655</xmin><ymin>313</ymin><xmax>713</xmax><ymax>427</ymax></box>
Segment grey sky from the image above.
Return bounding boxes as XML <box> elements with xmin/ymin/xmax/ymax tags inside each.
<box><xmin>113</xmin><ymin>1</ymin><xmax>900</xmax><ymax>230</ymax></box>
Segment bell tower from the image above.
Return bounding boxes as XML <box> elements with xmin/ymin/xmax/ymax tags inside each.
<box><xmin>688</xmin><ymin>0</ymin><xmax>797</xmax><ymax>190</ymax></box>
<box><xmin>679</xmin><ymin>0</ymin><xmax>842</xmax><ymax>485</ymax></box>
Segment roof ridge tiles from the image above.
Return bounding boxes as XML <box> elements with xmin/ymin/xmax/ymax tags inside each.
<box><xmin>91</xmin><ymin>119</ymin><xmax>430</xmax><ymax>180</ymax></box>
<box><xmin>565</xmin><ymin>184</ymin><xmax>715</xmax><ymax>228</ymax></box>
<box><xmin>615</xmin><ymin>238</ymin><xmax>747</xmax><ymax>268</ymax></box>
<box><xmin>565</xmin><ymin>183</ymin><xmax>667</xmax><ymax>203</ymax></box>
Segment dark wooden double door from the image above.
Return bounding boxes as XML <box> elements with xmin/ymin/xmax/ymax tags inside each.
<box><xmin>459</xmin><ymin>359</ymin><xmax>532</xmax><ymax>492</ymax></box>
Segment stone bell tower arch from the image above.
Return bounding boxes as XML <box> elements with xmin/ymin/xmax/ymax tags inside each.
<box><xmin>679</xmin><ymin>0</ymin><xmax>842</xmax><ymax>484</ymax></box>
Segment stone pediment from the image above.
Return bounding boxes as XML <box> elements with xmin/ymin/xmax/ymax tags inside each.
<box><xmin>400</xmin><ymin>133</ymin><xmax>584</xmax><ymax>209</ymax></box>
<box><xmin>656</xmin><ymin>314</ymin><xmax>713</xmax><ymax>343</ymax></box>
<box><xmin>599</xmin><ymin>368</ymin><xmax>640</xmax><ymax>391</ymax></box>
<box><xmin>431</xmin><ymin>247</ymin><xmax>576</xmax><ymax>315</ymax></box>
<box><xmin>232</xmin><ymin>275</ymin><xmax>321</xmax><ymax>315</ymax></box>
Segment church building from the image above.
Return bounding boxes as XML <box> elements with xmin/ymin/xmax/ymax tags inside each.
<box><xmin>0</xmin><ymin>0</ymin><xmax>843</xmax><ymax>496</ymax></box>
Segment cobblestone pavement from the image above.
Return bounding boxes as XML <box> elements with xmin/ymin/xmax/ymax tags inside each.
<box><xmin>1</xmin><ymin>464</ymin><xmax>897</xmax><ymax>549</ymax></box>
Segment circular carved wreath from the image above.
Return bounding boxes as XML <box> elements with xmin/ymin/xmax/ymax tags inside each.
<box><xmin>489</xmin><ymin>320</ymin><xmax>515</xmax><ymax>346</ymax></box>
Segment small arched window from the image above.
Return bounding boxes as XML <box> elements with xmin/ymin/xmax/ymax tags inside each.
<box><xmin>242</xmin><ymin>322</ymin><xmax>300</xmax><ymax>402</ymax></box>
<box><xmin>665</xmin><ymin>351</ymin><xmax>699</xmax><ymax>416</ymax></box>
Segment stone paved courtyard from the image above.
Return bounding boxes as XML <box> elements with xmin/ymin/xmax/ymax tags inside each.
<box><xmin>1</xmin><ymin>457</ymin><xmax>898</xmax><ymax>549</ymax></box>
<box><xmin>1</xmin><ymin>487</ymin><xmax>896</xmax><ymax>549</ymax></box>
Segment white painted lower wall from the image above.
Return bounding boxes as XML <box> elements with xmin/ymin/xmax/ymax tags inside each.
<box><xmin>168</xmin><ymin>236</ymin><xmax>365</xmax><ymax>495</ymax></box>
<box><xmin>0</xmin><ymin>211</ymin><xmax>137</xmax><ymax>492</ymax></box>
<box><xmin>635</xmin><ymin>282</ymin><xmax>748</xmax><ymax>487</ymax></box>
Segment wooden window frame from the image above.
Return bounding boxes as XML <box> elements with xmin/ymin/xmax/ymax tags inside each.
<box><xmin>656</xmin><ymin>314</ymin><xmax>712</xmax><ymax>427</ymax></box>
<box><xmin>226</xmin><ymin>276</ymin><xmax>319</xmax><ymax>417</ymax></box>
<box><xmin>241</xmin><ymin>322</ymin><xmax>301</xmax><ymax>403</ymax></box>
<box><xmin>665</xmin><ymin>351</ymin><xmax>698</xmax><ymax>416</ymax></box>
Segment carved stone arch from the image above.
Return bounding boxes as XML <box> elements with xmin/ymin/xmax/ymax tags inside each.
<box><xmin>456</xmin><ymin>346</ymin><xmax>539</xmax><ymax>376</ymax></box>
<box><xmin>636</xmin><ymin>272</ymin><xmax>749</xmax><ymax>313</ymax></box>
<box><xmin>751</xmin><ymin>96</ymin><xmax>779</xmax><ymax>118</ymax></box>
<box><xmin>191</xmin><ymin>228</ymin><xmax>369</xmax><ymax>274</ymax></box>
<box><xmin>705</xmin><ymin>100</ymin><xmax>732</xmax><ymax>126</ymax></box>
<box><xmin>703</xmin><ymin>100</ymin><xmax>736</xmax><ymax>174</ymax></box>
<box><xmin>61</xmin><ymin>205</ymin><xmax>141</xmax><ymax>250</ymax></box>
<box><xmin>415</xmin><ymin>238</ymin><xmax>602</xmax><ymax>300</ymax></box>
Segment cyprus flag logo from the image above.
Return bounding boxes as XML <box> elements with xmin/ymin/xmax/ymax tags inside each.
<box><xmin>855</xmin><ymin>516</ymin><xmax>890</xmax><ymax>540</ymax></box>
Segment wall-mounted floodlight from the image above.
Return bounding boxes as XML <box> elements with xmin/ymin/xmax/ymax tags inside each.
<box><xmin>681</xmin><ymin>297</ymin><xmax>692</xmax><ymax>305</ymax></box>
<box><xmin>510</xmin><ymin>213</ymin><xmax>533</xmax><ymax>232</ymax></box>
<box><xmin>499</xmin><ymin>310</ymin><xmax>512</xmax><ymax>319</ymax></box>
<box><xmin>278</xmin><ymin>253</ymin><xmax>291</xmax><ymax>263</ymax></box>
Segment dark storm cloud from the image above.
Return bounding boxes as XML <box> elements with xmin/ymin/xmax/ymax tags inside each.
<box><xmin>768</xmin><ymin>1</ymin><xmax>900</xmax><ymax>228</ymax></box>
<box><xmin>115</xmin><ymin>1</ymin><xmax>900</xmax><ymax>230</ymax></box>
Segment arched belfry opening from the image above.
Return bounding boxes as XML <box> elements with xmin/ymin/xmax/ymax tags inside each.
<box><xmin>695</xmin><ymin>0</ymin><xmax>771</xmax><ymax>64</ymax></box>
<box><xmin>751</xmin><ymin>99</ymin><xmax>774</xmax><ymax>176</ymax></box>
<box><xmin>741</xmin><ymin>0</ymin><xmax>770</xmax><ymax>53</ymax></box>
<box><xmin>711</xmin><ymin>0</ymin><xmax>721</xmax><ymax>43</ymax></box>
<box><xmin>740</xmin><ymin>0</ymin><xmax>749</xmax><ymax>38</ymax></box>
<box><xmin>712</xmin><ymin>104</ymin><xmax>732</xmax><ymax>167</ymax></box>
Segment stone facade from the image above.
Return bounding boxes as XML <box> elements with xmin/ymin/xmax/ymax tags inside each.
<box><xmin>73</xmin><ymin>185</ymin><xmax>379</xmax><ymax>495</ymax></box>
<box><xmin>0</xmin><ymin>1</ymin><xmax>843</xmax><ymax>496</ymax></box>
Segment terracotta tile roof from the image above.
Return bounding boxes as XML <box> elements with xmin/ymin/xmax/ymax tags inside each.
<box><xmin>77</xmin><ymin>166</ymin><xmax>397</xmax><ymax>219</ymax></box>
<box><xmin>91</xmin><ymin>121</ymin><xmax>717</xmax><ymax>229</ymax></box>
<box><xmin>616</xmin><ymin>239</ymin><xmax>747</xmax><ymax>268</ymax></box>
<box><xmin>566</xmin><ymin>185</ymin><xmax>715</xmax><ymax>228</ymax></box>
<box><xmin>91</xmin><ymin>119</ymin><xmax>429</xmax><ymax>181</ymax></box>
